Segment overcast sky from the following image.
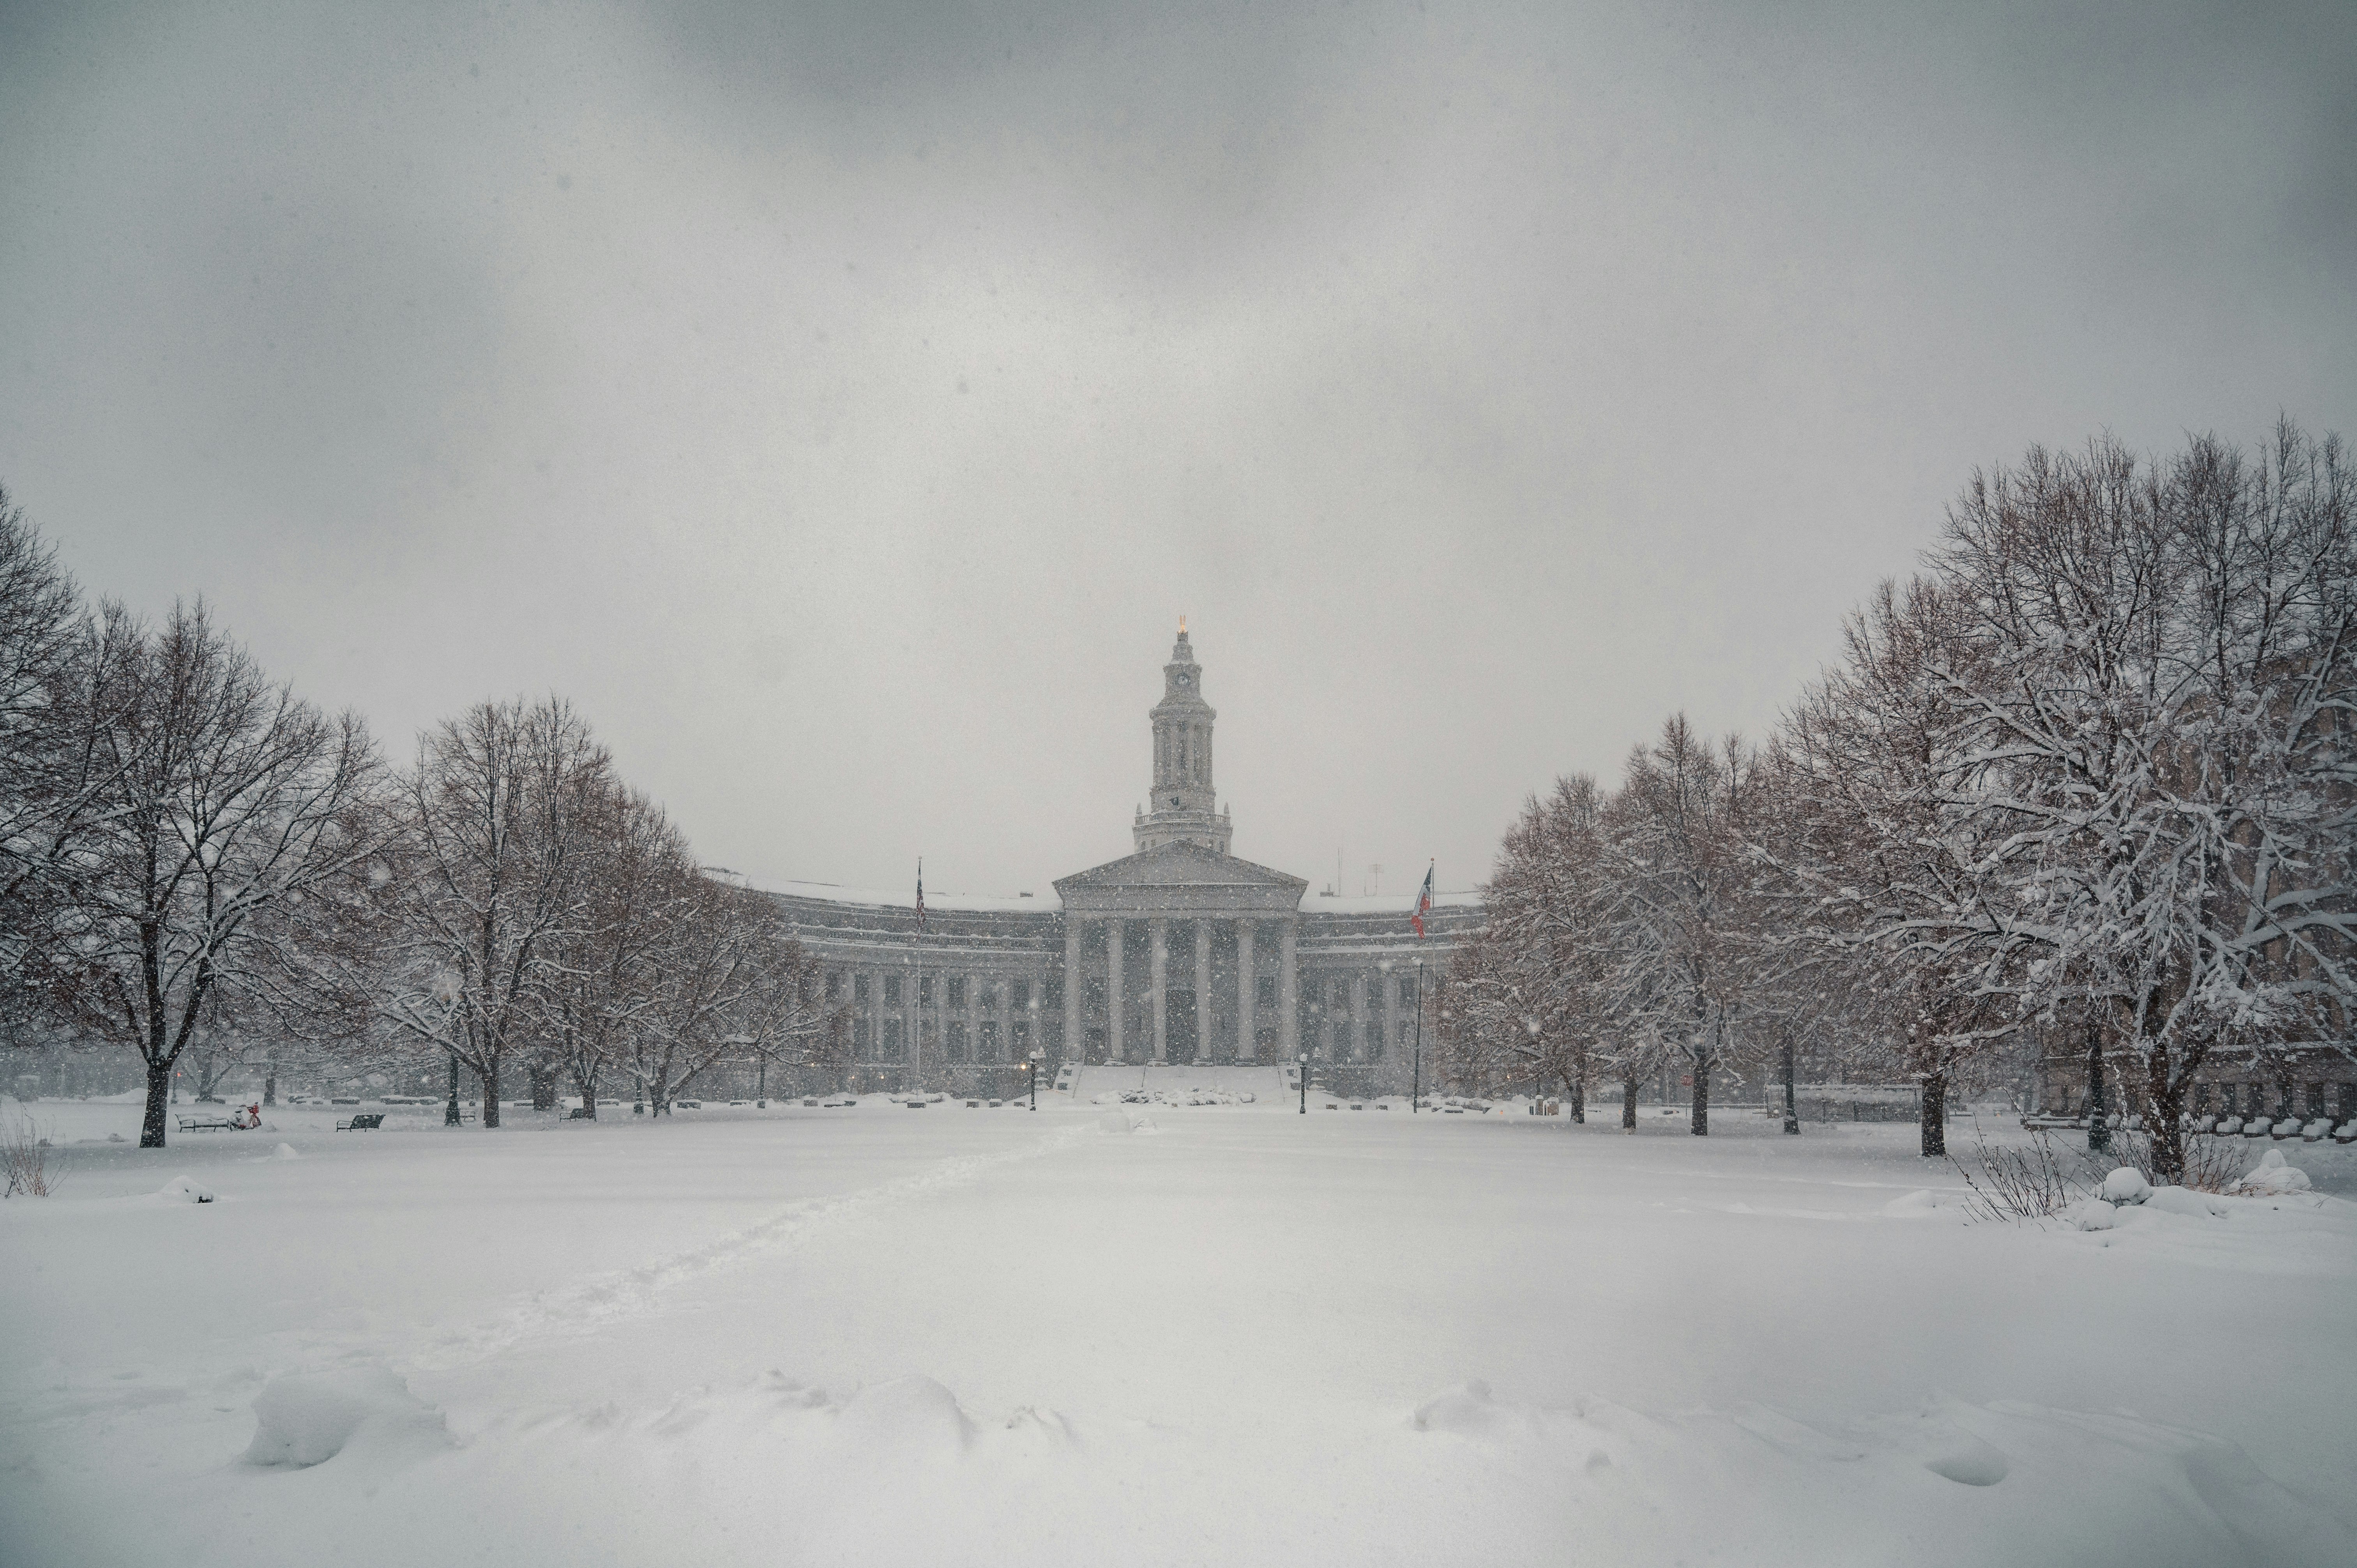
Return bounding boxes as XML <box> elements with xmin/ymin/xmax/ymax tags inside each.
<box><xmin>3</xmin><ymin>1</ymin><xmax>2352</xmax><ymax>899</ymax></box>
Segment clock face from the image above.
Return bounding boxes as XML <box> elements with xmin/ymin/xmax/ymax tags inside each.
<box><xmin>1176</xmin><ymin>674</ymin><xmax>1191</xmax><ymax>687</ymax></box>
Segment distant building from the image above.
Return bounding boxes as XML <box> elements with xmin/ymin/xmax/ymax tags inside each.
<box><xmin>765</xmin><ymin>625</ymin><xmax>1482</xmax><ymax>1095</ymax></box>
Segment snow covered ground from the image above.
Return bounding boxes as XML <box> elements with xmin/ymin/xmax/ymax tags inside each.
<box><xmin>4</xmin><ymin>1095</ymin><xmax>2353</xmax><ymax>1567</ymax></box>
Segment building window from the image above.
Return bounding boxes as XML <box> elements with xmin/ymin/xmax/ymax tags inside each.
<box><xmin>919</xmin><ymin>976</ymin><xmax>934</xmax><ymax>1006</ymax></box>
<box><xmin>884</xmin><ymin>975</ymin><xmax>902</xmax><ymax>1006</ymax></box>
<box><xmin>980</xmin><ymin>1020</ymin><xmax>1002</xmax><ymax>1061</ymax></box>
<box><xmin>1257</xmin><ymin>976</ymin><xmax>1276</xmax><ymax>1008</ymax></box>
<box><xmin>853</xmin><ymin>974</ymin><xmax>870</xmax><ymax>1005</ymax></box>
<box><xmin>1012</xmin><ymin>1019</ymin><xmax>1031</xmax><ymax>1056</ymax></box>
<box><xmin>1013</xmin><ymin>979</ymin><xmax>1031</xmax><ymax>1011</ymax></box>
<box><xmin>883</xmin><ymin>1020</ymin><xmax>903</xmax><ymax>1058</ymax></box>
<box><xmin>824</xmin><ymin>971</ymin><xmax>841</xmax><ymax>1001</ymax></box>
<box><xmin>979</xmin><ymin>981</ymin><xmax>997</xmax><ymax>1012</ymax></box>
<box><xmin>949</xmin><ymin>977</ymin><xmax>966</xmax><ymax>1009</ymax></box>
<box><xmin>947</xmin><ymin>1022</ymin><xmax>968</xmax><ymax>1062</ymax></box>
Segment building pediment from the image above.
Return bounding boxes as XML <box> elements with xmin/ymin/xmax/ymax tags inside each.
<box><xmin>1054</xmin><ymin>841</ymin><xmax>1306</xmax><ymax>913</ymax></box>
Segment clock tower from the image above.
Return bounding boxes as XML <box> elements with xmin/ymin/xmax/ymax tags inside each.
<box><xmin>1133</xmin><ymin>620</ymin><xmax>1234</xmax><ymax>855</ymax></box>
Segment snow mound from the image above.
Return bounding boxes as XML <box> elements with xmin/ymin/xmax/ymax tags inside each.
<box><xmin>833</xmin><ymin>1376</ymin><xmax>975</xmax><ymax>1453</ymax></box>
<box><xmin>154</xmin><ymin>1174</ymin><xmax>215</xmax><ymax>1204</ymax></box>
<box><xmin>2231</xmin><ymin>1148</ymin><xmax>2311</xmax><ymax>1195</ymax></box>
<box><xmin>272</xmin><ymin>1142</ymin><xmax>300</xmax><ymax>1160</ymax></box>
<box><xmin>1880</xmin><ymin>1189</ymin><xmax>1951</xmax><ymax>1217</ymax></box>
<box><xmin>2145</xmin><ymin>1185</ymin><xmax>2232</xmax><ymax>1218</ymax></box>
<box><xmin>1096</xmin><ymin>1110</ymin><xmax>1159</xmax><ymax>1134</ymax></box>
<box><xmin>242</xmin><ymin>1367</ymin><xmax>451</xmax><ymax>1468</ymax></box>
<box><xmin>1412</xmin><ymin>1380</ymin><xmax>1518</xmax><ymax>1436</ymax></box>
<box><xmin>2097</xmin><ymin>1167</ymin><xmax>2151</xmax><ymax>1204</ymax></box>
<box><xmin>2065</xmin><ymin>1198</ymin><xmax>2117</xmax><ymax>1231</ymax></box>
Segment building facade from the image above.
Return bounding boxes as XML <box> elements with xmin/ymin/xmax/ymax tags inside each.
<box><xmin>766</xmin><ymin>626</ymin><xmax>1483</xmax><ymax>1097</ymax></box>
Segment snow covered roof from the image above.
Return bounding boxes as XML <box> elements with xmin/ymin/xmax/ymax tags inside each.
<box><xmin>1299</xmin><ymin>889</ymin><xmax>1482</xmax><ymax>915</ymax></box>
<box><xmin>754</xmin><ymin>878</ymin><xmax>1063</xmax><ymax>914</ymax></box>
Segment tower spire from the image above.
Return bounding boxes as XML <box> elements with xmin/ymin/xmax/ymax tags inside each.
<box><xmin>1133</xmin><ymin>621</ymin><xmax>1232</xmax><ymax>855</ymax></box>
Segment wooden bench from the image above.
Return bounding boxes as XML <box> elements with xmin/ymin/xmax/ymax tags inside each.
<box><xmin>336</xmin><ymin>1113</ymin><xmax>384</xmax><ymax>1131</ymax></box>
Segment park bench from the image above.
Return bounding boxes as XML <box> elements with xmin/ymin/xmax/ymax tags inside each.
<box><xmin>176</xmin><ymin>1114</ymin><xmax>238</xmax><ymax>1132</ymax></box>
<box><xmin>336</xmin><ymin>1113</ymin><xmax>384</xmax><ymax>1131</ymax></box>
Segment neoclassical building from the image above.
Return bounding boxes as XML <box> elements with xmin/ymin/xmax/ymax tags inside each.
<box><xmin>766</xmin><ymin>626</ymin><xmax>1483</xmax><ymax>1096</ymax></box>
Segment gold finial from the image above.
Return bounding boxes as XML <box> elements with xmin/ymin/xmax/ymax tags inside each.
<box><xmin>1178</xmin><ymin>615</ymin><xmax>1186</xmax><ymax>634</ymax></box>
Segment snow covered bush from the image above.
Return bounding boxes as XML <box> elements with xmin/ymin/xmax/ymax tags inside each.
<box><xmin>2228</xmin><ymin>1148</ymin><xmax>2313</xmax><ymax>1196</ymax></box>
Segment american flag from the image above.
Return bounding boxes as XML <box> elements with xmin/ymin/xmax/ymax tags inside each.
<box><xmin>1411</xmin><ymin>862</ymin><xmax>1435</xmax><ymax>938</ymax></box>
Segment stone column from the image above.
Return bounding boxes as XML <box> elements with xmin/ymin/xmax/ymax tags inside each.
<box><xmin>1351</xmin><ymin>969</ymin><xmax>1369</xmax><ymax>1062</ymax></box>
<box><xmin>1277</xmin><ymin>920</ymin><xmax>1299</xmax><ymax>1061</ymax></box>
<box><xmin>1063</xmin><ymin>917</ymin><xmax>1084</xmax><ymax>1064</ymax></box>
<box><xmin>1236</xmin><ymin>920</ymin><xmax>1257</xmax><ymax>1060</ymax></box>
<box><xmin>1149</xmin><ymin>917</ymin><xmax>1169</xmax><ymax>1063</ymax></box>
<box><xmin>905</xmin><ymin>960</ymin><xmax>921</xmax><ymax>1085</ymax></box>
<box><xmin>966</xmin><ymin>970</ymin><xmax>983</xmax><ymax>1064</ymax></box>
<box><xmin>868</xmin><ymin>966</ymin><xmax>885</xmax><ymax>1067</ymax></box>
<box><xmin>1106</xmin><ymin>920</ymin><xmax>1125</xmax><ymax>1063</ymax></box>
<box><xmin>1193</xmin><ymin>917</ymin><xmax>1212</xmax><ymax>1064</ymax></box>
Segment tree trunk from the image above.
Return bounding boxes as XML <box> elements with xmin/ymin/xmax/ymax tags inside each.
<box><xmin>1919</xmin><ymin>1070</ymin><xmax>1947</xmax><ymax>1158</ymax></box>
<box><xmin>576</xmin><ymin>1066</ymin><xmax>599</xmax><ymax>1120</ymax></box>
<box><xmin>2085</xmin><ymin>1015</ymin><xmax>2110</xmax><ymax>1155</ymax></box>
<box><xmin>1621</xmin><ymin>1074</ymin><xmax>1638</xmax><ymax>1130</ymax></box>
<box><xmin>481</xmin><ymin>1059</ymin><xmax>502</xmax><ymax>1129</ymax></box>
<box><xmin>1690</xmin><ymin>1050</ymin><xmax>1710</xmax><ymax>1137</ymax></box>
<box><xmin>263</xmin><ymin>1068</ymin><xmax>276</xmax><ymax>1107</ymax></box>
<box><xmin>140</xmin><ymin>1060</ymin><xmax>172</xmax><ymax>1148</ymax></box>
<box><xmin>1781</xmin><ymin>1037</ymin><xmax>1799</xmax><ymax>1135</ymax></box>
<box><xmin>444</xmin><ymin>1051</ymin><xmax>463</xmax><ymax>1127</ymax></box>
<box><xmin>2143</xmin><ymin>1045</ymin><xmax>2185</xmax><ymax>1185</ymax></box>
<box><xmin>1570</xmin><ymin>1070</ymin><xmax>1585</xmax><ymax>1124</ymax></box>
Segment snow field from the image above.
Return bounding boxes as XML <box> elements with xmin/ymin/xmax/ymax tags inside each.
<box><xmin>3</xmin><ymin>1097</ymin><xmax>2353</xmax><ymax>1567</ymax></box>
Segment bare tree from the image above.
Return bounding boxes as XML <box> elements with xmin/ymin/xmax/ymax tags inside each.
<box><xmin>625</xmin><ymin>873</ymin><xmax>832</xmax><ymax>1115</ymax></box>
<box><xmin>375</xmin><ymin>697</ymin><xmax>610</xmax><ymax>1128</ymax></box>
<box><xmin>42</xmin><ymin>603</ymin><xmax>385</xmax><ymax>1147</ymax></box>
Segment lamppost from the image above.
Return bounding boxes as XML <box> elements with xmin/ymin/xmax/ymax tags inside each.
<box><xmin>1298</xmin><ymin>1052</ymin><xmax>1309</xmax><ymax>1114</ymax></box>
<box><xmin>1378</xmin><ymin>959</ymin><xmax>1394</xmax><ymax>1103</ymax></box>
<box><xmin>1028</xmin><ymin>1049</ymin><xmax>1042</xmax><ymax>1111</ymax></box>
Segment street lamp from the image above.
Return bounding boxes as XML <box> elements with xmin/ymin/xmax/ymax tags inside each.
<box><xmin>1299</xmin><ymin>1052</ymin><xmax>1309</xmax><ymax>1114</ymax></box>
<box><xmin>1028</xmin><ymin>1049</ymin><xmax>1042</xmax><ymax>1111</ymax></box>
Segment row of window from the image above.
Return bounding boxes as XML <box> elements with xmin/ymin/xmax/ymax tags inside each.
<box><xmin>876</xmin><ymin>1017</ymin><xmax>1034</xmax><ymax>1064</ymax></box>
<box><xmin>2191</xmin><ymin>1082</ymin><xmax>2352</xmax><ymax>1119</ymax></box>
<box><xmin>825</xmin><ymin>972</ymin><xmax>1042</xmax><ymax>1012</ymax></box>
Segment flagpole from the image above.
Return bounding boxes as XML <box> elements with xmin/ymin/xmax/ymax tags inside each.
<box><xmin>1413</xmin><ymin>957</ymin><xmax>1423</xmax><ymax>1114</ymax></box>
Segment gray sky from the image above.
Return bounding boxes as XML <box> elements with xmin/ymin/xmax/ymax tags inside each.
<box><xmin>3</xmin><ymin>1</ymin><xmax>2352</xmax><ymax>899</ymax></box>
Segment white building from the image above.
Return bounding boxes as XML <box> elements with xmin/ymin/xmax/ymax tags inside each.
<box><xmin>765</xmin><ymin>625</ymin><xmax>1482</xmax><ymax>1097</ymax></box>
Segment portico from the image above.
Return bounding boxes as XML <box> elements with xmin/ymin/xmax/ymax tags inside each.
<box><xmin>1054</xmin><ymin>841</ymin><xmax>1306</xmax><ymax>1065</ymax></box>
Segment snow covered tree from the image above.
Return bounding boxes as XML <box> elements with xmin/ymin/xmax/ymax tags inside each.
<box><xmin>39</xmin><ymin>602</ymin><xmax>385</xmax><ymax>1147</ymax></box>
<box><xmin>1925</xmin><ymin>425</ymin><xmax>2357</xmax><ymax>1181</ymax></box>
<box><xmin>0</xmin><ymin>492</ymin><xmax>117</xmax><ymax>1027</ymax></box>
<box><xmin>1757</xmin><ymin>576</ymin><xmax>2028</xmax><ymax>1156</ymax></box>
<box><xmin>1590</xmin><ymin>717</ymin><xmax>1766</xmax><ymax>1136</ymax></box>
<box><xmin>375</xmin><ymin>697</ymin><xmax>611</xmax><ymax>1128</ymax></box>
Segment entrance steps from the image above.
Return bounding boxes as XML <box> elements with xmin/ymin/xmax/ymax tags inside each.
<box><xmin>1058</xmin><ymin>1063</ymin><xmax>1299</xmax><ymax>1103</ymax></box>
